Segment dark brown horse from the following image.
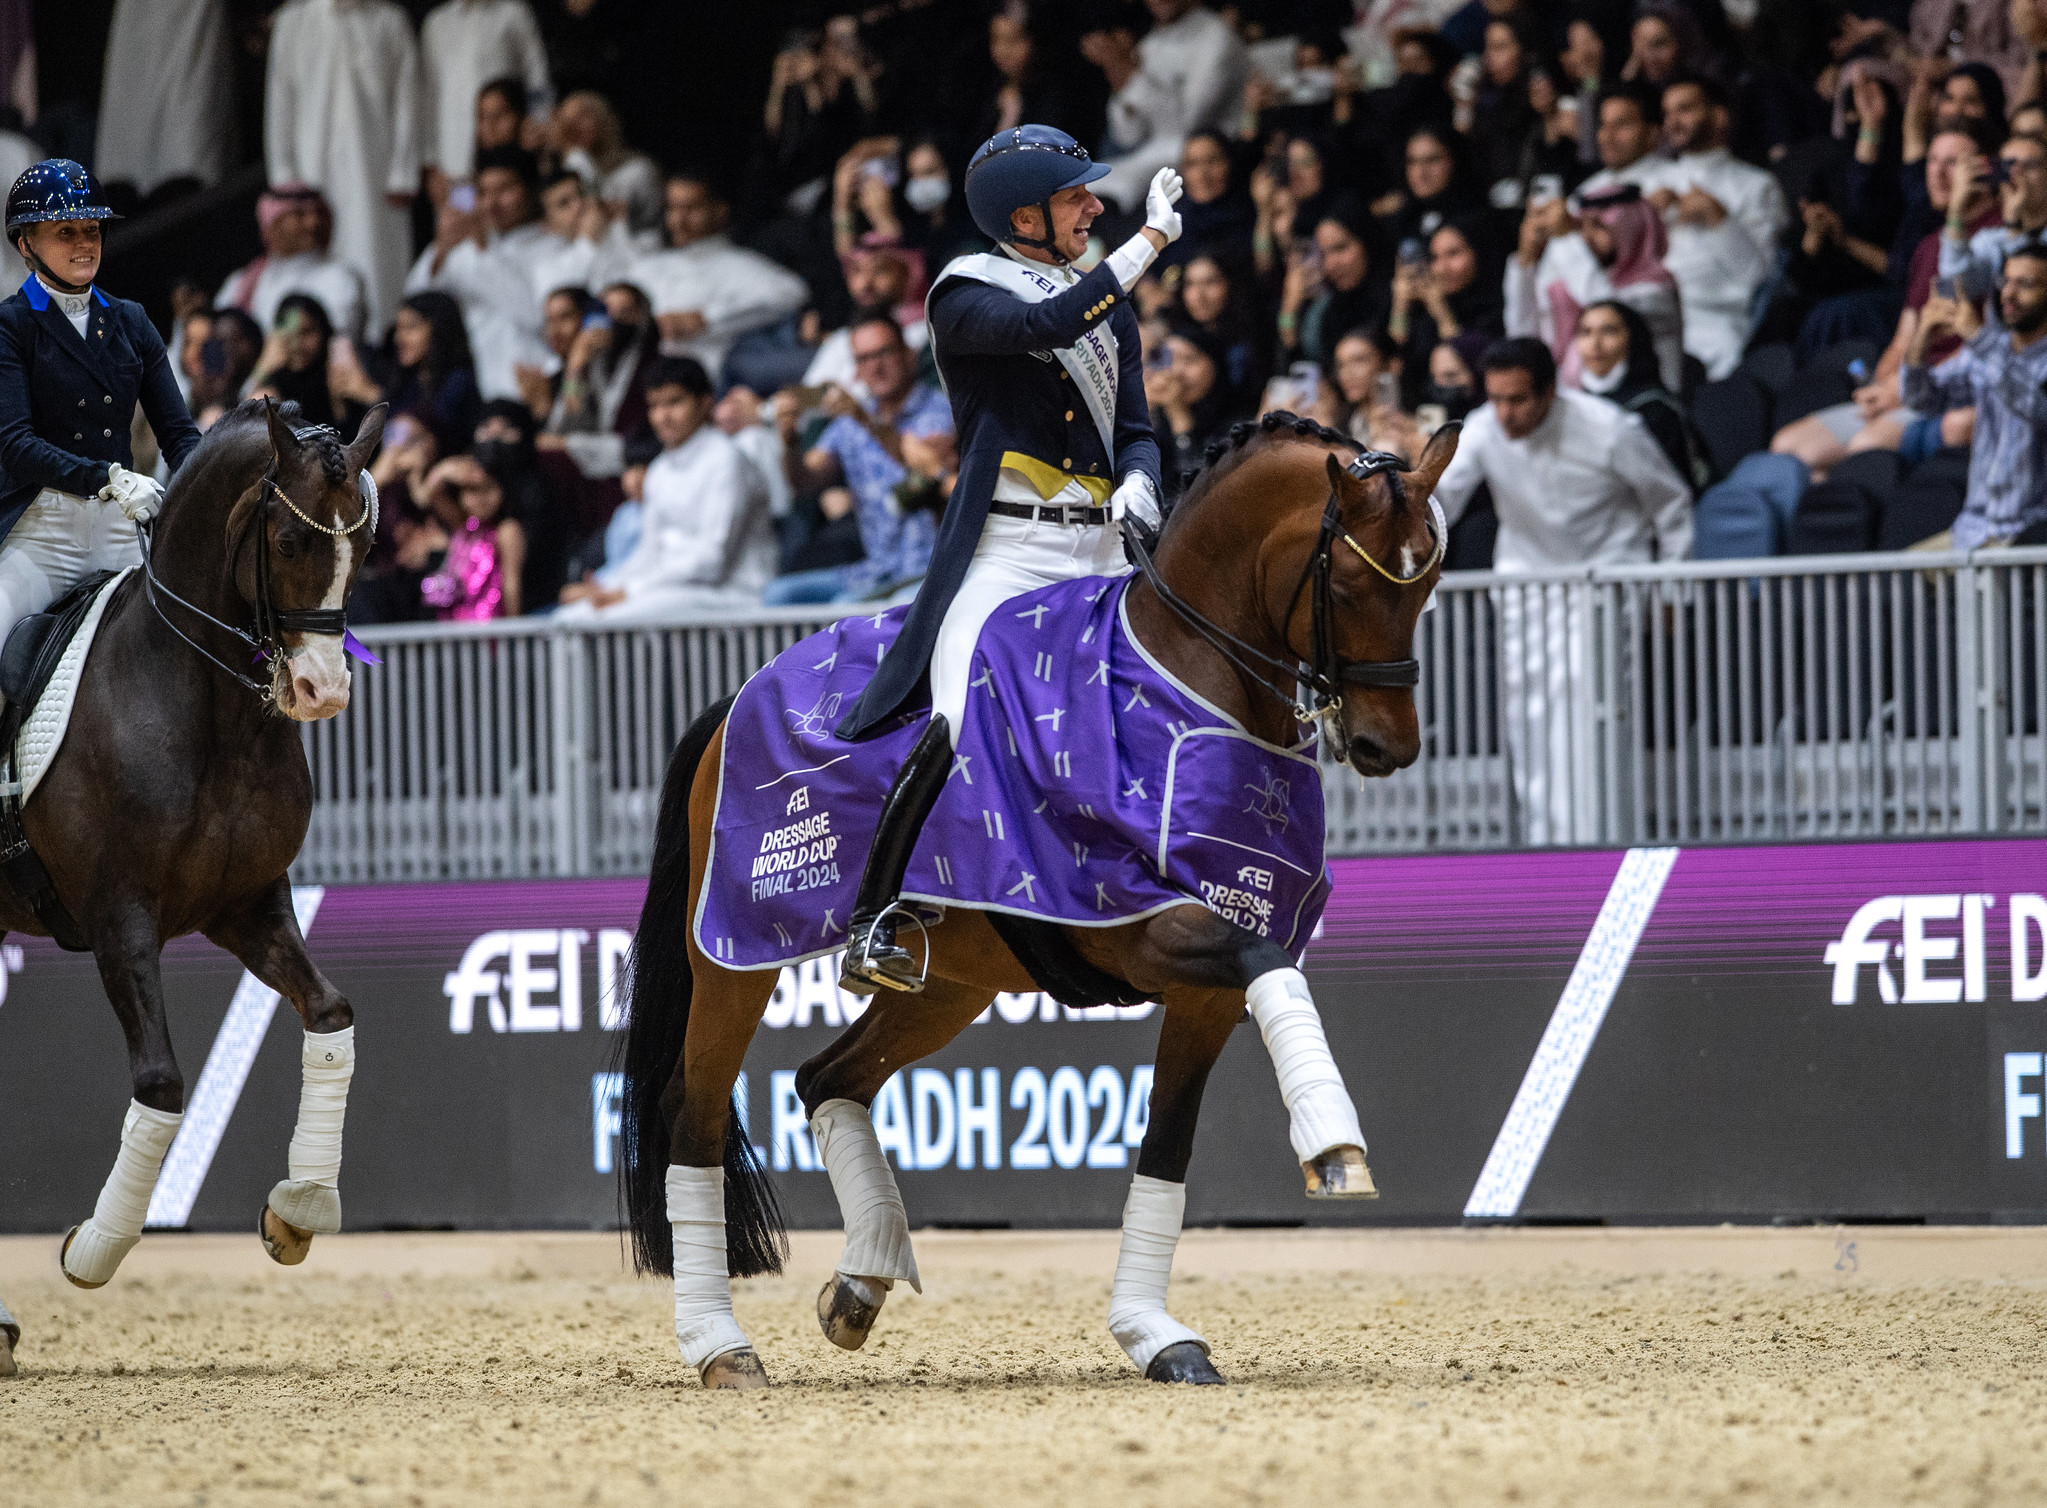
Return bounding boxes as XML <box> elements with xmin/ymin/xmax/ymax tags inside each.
<box><xmin>620</xmin><ymin>414</ymin><xmax>1461</xmax><ymax>1389</ymax></box>
<box><xmin>8</xmin><ymin>399</ymin><xmax>386</xmax><ymax>1297</ymax></box>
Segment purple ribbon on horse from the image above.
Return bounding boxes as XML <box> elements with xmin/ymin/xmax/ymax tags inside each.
<box><xmin>695</xmin><ymin>575</ymin><xmax>1330</xmax><ymax>973</ymax></box>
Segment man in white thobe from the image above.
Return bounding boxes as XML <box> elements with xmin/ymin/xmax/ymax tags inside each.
<box><xmin>1431</xmin><ymin>337</ymin><xmax>1694</xmax><ymax>845</ymax></box>
<box><xmin>96</xmin><ymin>0</ymin><xmax>235</xmax><ymax>194</ymax></box>
<box><xmin>1086</xmin><ymin>0</ymin><xmax>1248</xmax><ymax>211</ymax></box>
<box><xmin>420</xmin><ymin>0</ymin><xmax>551</xmax><ymax>187</ymax></box>
<box><xmin>405</xmin><ymin>148</ymin><xmax>558</xmax><ymax>400</ymax></box>
<box><xmin>625</xmin><ymin>175</ymin><xmax>807</xmax><ymax>386</ymax></box>
<box><xmin>1644</xmin><ymin>78</ymin><xmax>1787</xmax><ymax>381</ymax></box>
<box><xmin>1574</xmin><ymin>84</ymin><xmax>1665</xmax><ymax>199</ymax></box>
<box><xmin>216</xmin><ymin>184</ymin><xmax>368</xmax><ymax>342</ymax></box>
<box><xmin>556</xmin><ymin>356</ymin><xmax>776</xmax><ymax>624</ymax></box>
<box><xmin>265</xmin><ymin>0</ymin><xmax>424</xmax><ymax>338</ymax></box>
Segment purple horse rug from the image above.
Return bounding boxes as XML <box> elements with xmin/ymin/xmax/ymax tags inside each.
<box><xmin>694</xmin><ymin>574</ymin><xmax>1331</xmax><ymax>971</ymax></box>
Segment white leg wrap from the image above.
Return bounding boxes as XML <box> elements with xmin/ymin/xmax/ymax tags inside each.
<box><xmin>267</xmin><ymin>1026</ymin><xmax>355</xmax><ymax>1235</ymax></box>
<box><xmin>1108</xmin><ymin>1174</ymin><xmax>1207</xmax><ymax>1372</ymax></box>
<box><xmin>811</xmin><ymin>1097</ymin><xmax>921</xmax><ymax>1293</ymax></box>
<box><xmin>64</xmin><ymin>1099</ymin><xmax>183</xmax><ymax>1284</ymax></box>
<box><xmin>1246</xmin><ymin>967</ymin><xmax>1366</xmax><ymax>1163</ymax></box>
<box><xmin>0</xmin><ymin>1293</ymin><xmax>17</xmax><ymax>1345</ymax></box>
<box><xmin>665</xmin><ymin>1164</ymin><xmax>752</xmax><ymax>1371</ymax></box>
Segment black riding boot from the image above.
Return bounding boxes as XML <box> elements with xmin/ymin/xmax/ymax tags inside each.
<box><xmin>839</xmin><ymin>713</ymin><xmax>952</xmax><ymax>995</ymax></box>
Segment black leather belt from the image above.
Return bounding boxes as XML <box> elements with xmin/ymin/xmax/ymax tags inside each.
<box><xmin>989</xmin><ymin>500</ymin><xmax>1116</xmax><ymax>526</ymax></box>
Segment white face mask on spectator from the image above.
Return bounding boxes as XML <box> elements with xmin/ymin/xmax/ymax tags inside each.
<box><xmin>904</xmin><ymin>175</ymin><xmax>951</xmax><ymax>214</ymax></box>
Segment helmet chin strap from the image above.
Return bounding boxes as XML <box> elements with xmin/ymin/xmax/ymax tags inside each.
<box><xmin>1006</xmin><ymin>197</ymin><xmax>1073</xmax><ymax>267</ymax></box>
<box><xmin>16</xmin><ymin>235</ymin><xmax>90</xmax><ymax>297</ymax></box>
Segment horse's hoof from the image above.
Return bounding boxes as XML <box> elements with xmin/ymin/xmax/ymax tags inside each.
<box><xmin>0</xmin><ymin>1328</ymin><xmax>16</xmax><ymax>1377</ymax></box>
<box><xmin>259</xmin><ymin>1206</ymin><xmax>314</xmax><ymax>1266</ymax></box>
<box><xmin>1304</xmin><ymin>1144</ymin><xmax>1378</xmax><ymax>1199</ymax></box>
<box><xmin>817</xmin><ymin>1273</ymin><xmax>887</xmax><ymax>1351</ymax></box>
<box><xmin>700</xmin><ymin>1348</ymin><xmax>769</xmax><ymax>1389</ymax></box>
<box><xmin>59</xmin><ymin>1225</ymin><xmax>106</xmax><ymax>1290</ymax></box>
<box><xmin>1146</xmin><ymin>1342</ymin><xmax>1224</xmax><ymax>1385</ymax></box>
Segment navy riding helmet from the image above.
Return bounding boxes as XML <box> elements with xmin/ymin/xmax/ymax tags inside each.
<box><xmin>5</xmin><ymin>159</ymin><xmax>118</xmax><ymax>239</ymax></box>
<box><xmin>964</xmin><ymin>125</ymin><xmax>1109</xmax><ymax>260</ymax></box>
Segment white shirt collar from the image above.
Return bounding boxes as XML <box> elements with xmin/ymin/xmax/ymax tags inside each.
<box><xmin>1579</xmin><ymin>362</ymin><xmax>1627</xmax><ymax>396</ymax></box>
<box><xmin>35</xmin><ymin>276</ymin><xmax>91</xmax><ymax>318</ymax></box>
<box><xmin>1000</xmin><ymin>241</ymin><xmax>1079</xmax><ymax>285</ymax></box>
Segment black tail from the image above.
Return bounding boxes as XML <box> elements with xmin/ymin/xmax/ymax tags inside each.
<box><xmin>615</xmin><ymin>693</ymin><xmax>787</xmax><ymax>1279</ymax></box>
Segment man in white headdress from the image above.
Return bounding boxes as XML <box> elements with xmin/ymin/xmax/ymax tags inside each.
<box><xmin>265</xmin><ymin>0</ymin><xmax>425</xmax><ymax>336</ymax></box>
<box><xmin>96</xmin><ymin>0</ymin><xmax>236</xmax><ymax>195</ymax></box>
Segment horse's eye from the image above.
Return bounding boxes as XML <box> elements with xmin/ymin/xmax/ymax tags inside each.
<box><xmin>275</xmin><ymin>534</ymin><xmax>297</xmax><ymax>560</ymax></box>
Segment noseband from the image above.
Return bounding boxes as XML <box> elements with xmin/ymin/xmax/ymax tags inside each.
<box><xmin>1123</xmin><ymin>447</ymin><xmax>1442</xmax><ymax>729</ymax></box>
<box><xmin>141</xmin><ymin>425</ymin><xmax>377</xmax><ymax>696</ymax></box>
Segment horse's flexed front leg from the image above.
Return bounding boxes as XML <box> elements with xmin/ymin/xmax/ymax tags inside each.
<box><xmin>206</xmin><ymin>881</ymin><xmax>356</xmax><ymax>1267</ymax></box>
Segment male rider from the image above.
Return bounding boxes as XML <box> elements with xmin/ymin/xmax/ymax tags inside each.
<box><xmin>833</xmin><ymin>125</ymin><xmax>1184</xmax><ymax>993</ymax></box>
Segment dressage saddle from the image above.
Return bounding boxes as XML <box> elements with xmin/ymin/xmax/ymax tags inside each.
<box><xmin>0</xmin><ymin>569</ymin><xmax>117</xmax><ymax>952</ymax></box>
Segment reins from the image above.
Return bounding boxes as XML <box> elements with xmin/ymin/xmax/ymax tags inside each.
<box><xmin>1122</xmin><ymin>447</ymin><xmax>1442</xmax><ymax>729</ymax></box>
<box><xmin>139</xmin><ymin>425</ymin><xmax>377</xmax><ymax>699</ymax></box>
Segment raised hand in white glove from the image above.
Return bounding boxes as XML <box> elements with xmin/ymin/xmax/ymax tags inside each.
<box><xmin>1145</xmin><ymin>166</ymin><xmax>1185</xmax><ymax>244</ymax></box>
<box><xmin>101</xmin><ymin>464</ymin><xmax>165</xmax><ymax>524</ymax></box>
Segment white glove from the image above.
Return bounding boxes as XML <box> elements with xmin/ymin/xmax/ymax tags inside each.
<box><xmin>1104</xmin><ymin>168</ymin><xmax>1188</xmax><ymax>294</ymax></box>
<box><xmin>1110</xmin><ymin>471</ymin><xmax>1160</xmax><ymax>531</ymax></box>
<box><xmin>100</xmin><ymin>464</ymin><xmax>164</xmax><ymax>524</ymax></box>
<box><xmin>1144</xmin><ymin>166</ymin><xmax>1184</xmax><ymax>244</ymax></box>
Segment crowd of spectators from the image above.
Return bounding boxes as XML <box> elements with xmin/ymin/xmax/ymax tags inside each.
<box><xmin>65</xmin><ymin>0</ymin><xmax>2047</xmax><ymax>624</ymax></box>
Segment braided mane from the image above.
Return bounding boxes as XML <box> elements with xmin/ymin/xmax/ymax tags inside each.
<box><xmin>1168</xmin><ymin>409</ymin><xmax>1363</xmax><ymax>523</ymax></box>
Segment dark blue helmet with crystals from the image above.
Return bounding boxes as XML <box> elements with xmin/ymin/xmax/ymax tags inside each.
<box><xmin>6</xmin><ymin>159</ymin><xmax>118</xmax><ymax>239</ymax></box>
<box><xmin>964</xmin><ymin>125</ymin><xmax>1109</xmax><ymax>255</ymax></box>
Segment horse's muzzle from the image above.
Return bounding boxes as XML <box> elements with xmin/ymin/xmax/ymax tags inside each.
<box><xmin>281</xmin><ymin>643</ymin><xmax>352</xmax><ymax>721</ymax></box>
<box><xmin>1346</xmin><ymin>732</ymin><xmax>1410</xmax><ymax>779</ymax></box>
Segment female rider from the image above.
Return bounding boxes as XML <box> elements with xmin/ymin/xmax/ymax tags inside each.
<box><xmin>0</xmin><ymin>160</ymin><xmax>201</xmax><ymax>648</ymax></box>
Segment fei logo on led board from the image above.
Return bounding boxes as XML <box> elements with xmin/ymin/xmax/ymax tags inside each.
<box><xmin>1824</xmin><ymin>894</ymin><xmax>2047</xmax><ymax>1004</ymax></box>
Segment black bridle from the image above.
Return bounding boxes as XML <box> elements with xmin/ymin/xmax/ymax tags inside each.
<box><xmin>1122</xmin><ymin>448</ymin><xmax>1443</xmax><ymax>730</ymax></box>
<box><xmin>140</xmin><ymin>430</ymin><xmax>377</xmax><ymax>698</ymax></box>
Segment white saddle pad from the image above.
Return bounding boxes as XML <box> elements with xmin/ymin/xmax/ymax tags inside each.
<box><xmin>19</xmin><ymin>566</ymin><xmax>134</xmax><ymax>805</ymax></box>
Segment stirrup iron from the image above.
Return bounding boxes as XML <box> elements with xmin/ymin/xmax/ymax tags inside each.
<box><xmin>840</xmin><ymin>899</ymin><xmax>930</xmax><ymax>995</ymax></box>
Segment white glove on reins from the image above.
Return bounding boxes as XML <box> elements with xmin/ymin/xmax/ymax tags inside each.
<box><xmin>1104</xmin><ymin>167</ymin><xmax>1186</xmax><ymax>293</ymax></box>
<box><xmin>1110</xmin><ymin>471</ymin><xmax>1161</xmax><ymax>530</ymax></box>
<box><xmin>100</xmin><ymin>464</ymin><xmax>164</xmax><ymax>524</ymax></box>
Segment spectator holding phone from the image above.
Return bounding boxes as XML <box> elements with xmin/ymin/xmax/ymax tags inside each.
<box><xmin>1940</xmin><ymin>133</ymin><xmax>2047</xmax><ymax>311</ymax></box>
<box><xmin>1903</xmin><ymin>249</ymin><xmax>2047</xmax><ymax>549</ymax></box>
<box><xmin>1507</xmin><ymin>184</ymin><xmax>1683</xmax><ymax>392</ymax></box>
<box><xmin>1279</xmin><ymin>199</ymin><xmax>1387</xmax><ymax>369</ymax></box>
<box><xmin>1389</xmin><ymin>216</ymin><xmax>1503</xmax><ymax>402</ymax></box>
<box><xmin>247</xmin><ymin>294</ymin><xmax>354</xmax><ymax>432</ymax></box>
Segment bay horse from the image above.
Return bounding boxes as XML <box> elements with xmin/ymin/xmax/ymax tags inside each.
<box><xmin>7</xmin><ymin>399</ymin><xmax>386</xmax><ymax>1317</ymax></box>
<box><xmin>620</xmin><ymin>413</ymin><xmax>1461</xmax><ymax>1389</ymax></box>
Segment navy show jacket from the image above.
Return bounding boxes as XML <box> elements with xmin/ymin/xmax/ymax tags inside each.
<box><xmin>0</xmin><ymin>277</ymin><xmax>202</xmax><ymax>542</ymax></box>
<box><xmin>837</xmin><ymin>255</ymin><xmax>1161</xmax><ymax>738</ymax></box>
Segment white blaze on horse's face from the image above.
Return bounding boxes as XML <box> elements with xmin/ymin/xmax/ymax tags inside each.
<box><xmin>283</xmin><ymin>524</ymin><xmax>355</xmax><ymax>722</ymax></box>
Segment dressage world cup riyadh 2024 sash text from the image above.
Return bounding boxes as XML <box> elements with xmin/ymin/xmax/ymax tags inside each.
<box><xmin>694</xmin><ymin>577</ymin><xmax>1331</xmax><ymax>973</ymax></box>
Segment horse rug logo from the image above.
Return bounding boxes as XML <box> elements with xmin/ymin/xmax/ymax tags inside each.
<box><xmin>695</xmin><ymin>576</ymin><xmax>1330</xmax><ymax>971</ymax></box>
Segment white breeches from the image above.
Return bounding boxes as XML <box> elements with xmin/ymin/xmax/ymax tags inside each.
<box><xmin>929</xmin><ymin>514</ymin><xmax>1129</xmax><ymax>747</ymax></box>
<box><xmin>63</xmin><ymin>1099</ymin><xmax>183</xmax><ymax>1285</ymax></box>
<box><xmin>0</xmin><ymin>489</ymin><xmax>140</xmax><ymax>637</ymax></box>
<box><xmin>1108</xmin><ymin>1174</ymin><xmax>1207</xmax><ymax>1371</ymax></box>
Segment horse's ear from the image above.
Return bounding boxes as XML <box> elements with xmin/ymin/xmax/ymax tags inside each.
<box><xmin>1408</xmin><ymin>421</ymin><xmax>1462</xmax><ymax>501</ymax></box>
<box><xmin>346</xmin><ymin>403</ymin><xmax>390</xmax><ymax>475</ymax></box>
<box><xmin>262</xmin><ymin>396</ymin><xmax>298</xmax><ymax>461</ymax></box>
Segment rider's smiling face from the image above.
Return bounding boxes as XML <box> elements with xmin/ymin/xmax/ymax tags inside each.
<box><xmin>22</xmin><ymin>219</ymin><xmax>102</xmax><ymax>287</ymax></box>
<box><xmin>1010</xmin><ymin>183</ymin><xmax>1102</xmax><ymax>263</ymax></box>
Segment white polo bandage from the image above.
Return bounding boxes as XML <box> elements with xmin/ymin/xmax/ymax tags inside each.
<box><xmin>1107</xmin><ymin>1174</ymin><xmax>1207</xmax><ymax>1371</ymax></box>
<box><xmin>665</xmin><ymin>1164</ymin><xmax>752</xmax><ymax>1371</ymax></box>
<box><xmin>811</xmin><ymin>1098</ymin><xmax>921</xmax><ymax>1292</ymax></box>
<box><xmin>63</xmin><ymin>1099</ymin><xmax>183</xmax><ymax>1284</ymax></box>
<box><xmin>1246</xmin><ymin>967</ymin><xmax>1366</xmax><ymax>1162</ymax></box>
<box><xmin>267</xmin><ymin>1027</ymin><xmax>355</xmax><ymax>1235</ymax></box>
<box><xmin>0</xmin><ymin>1291</ymin><xmax>18</xmax><ymax>1344</ymax></box>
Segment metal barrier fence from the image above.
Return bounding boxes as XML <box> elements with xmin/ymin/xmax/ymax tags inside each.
<box><xmin>292</xmin><ymin>549</ymin><xmax>2047</xmax><ymax>882</ymax></box>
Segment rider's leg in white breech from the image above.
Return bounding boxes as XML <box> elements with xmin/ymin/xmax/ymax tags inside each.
<box><xmin>927</xmin><ymin>513</ymin><xmax>1129</xmax><ymax>747</ymax></box>
<box><xmin>62</xmin><ymin>1099</ymin><xmax>183</xmax><ymax>1287</ymax></box>
<box><xmin>0</xmin><ymin>490</ymin><xmax>141</xmax><ymax>710</ymax></box>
